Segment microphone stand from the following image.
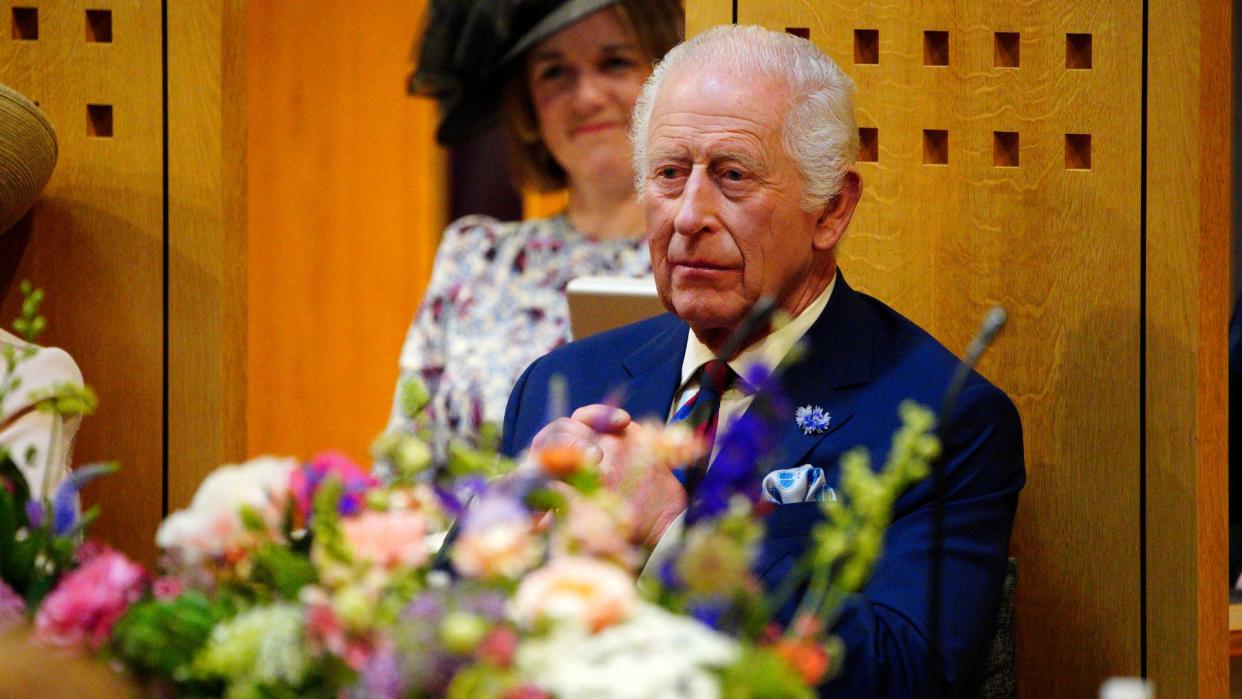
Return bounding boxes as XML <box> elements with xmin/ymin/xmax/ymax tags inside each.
<box><xmin>928</xmin><ymin>306</ymin><xmax>1007</xmax><ymax>696</ymax></box>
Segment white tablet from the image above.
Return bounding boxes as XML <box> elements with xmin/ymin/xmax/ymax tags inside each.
<box><xmin>566</xmin><ymin>275</ymin><xmax>666</xmax><ymax>340</ymax></box>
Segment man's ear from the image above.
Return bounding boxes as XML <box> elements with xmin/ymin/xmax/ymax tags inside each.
<box><xmin>812</xmin><ymin>168</ymin><xmax>862</xmax><ymax>252</ymax></box>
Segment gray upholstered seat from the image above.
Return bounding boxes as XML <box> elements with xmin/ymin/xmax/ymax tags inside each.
<box><xmin>970</xmin><ymin>557</ymin><xmax>1018</xmax><ymax>699</ymax></box>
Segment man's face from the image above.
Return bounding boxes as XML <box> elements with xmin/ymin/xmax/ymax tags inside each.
<box><xmin>641</xmin><ymin>68</ymin><xmax>844</xmax><ymax>349</ymax></box>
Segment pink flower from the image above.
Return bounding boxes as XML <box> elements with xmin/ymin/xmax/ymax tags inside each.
<box><xmin>34</xmin><ymin>548</ymin><xmax>147</xmax><ymax>651</ymax></box>
<box><xmin>342</xmin><ymin>509</ymin><xmax>429</xmax><ymax>570</ymax></box>
<box><xmin>512</xmin><ymin>556</ymin><xmax>636</xmax><ymax>633</ymax></box>
<box><xmin>451</xmin><ymin>493</ymin><xmax>542</xmax><ymax>580</ymax></box>
<box><xmin>0</xmin><ymin>580</ymin><xmax>27</xmax><ymax>634</ymax></box>
<box><xmin>152</xmin><ymin>576</ymin><xmax>183</xmax><ymax>601</ymax></box>
<box><xmin>290</xmin><ymin>451</ymin><xmax>378</xmax><ymax>521</ymax></box>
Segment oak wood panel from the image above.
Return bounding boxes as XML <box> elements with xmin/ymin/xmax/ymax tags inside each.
<box><xmin>166</xmin><ymin>0</ymin><xmax>247</xmax><ymax>509</ymax></box>
<box><xmin>733</xmin><ymin>2</ymin><xmax>1142</xmax><ymax>696</ymax></box>
<box><xmin>1145</xmin><ymin>0</ymin><xmax>1230</xmax><ymax>696</ymax></box>
<box><xmin>685</xmin><ymin>0</ymin><xmax>731</xmax><ymax>37</ymax></box>
<box><xmin>0</xmin><ymin>0</ymin><xmax>164</xmax><ymax>564</ymax></box>
<box><xmin>246</xmin><ymin>0</ymin><xmax>446</xmax><ymax>464</ymax></box>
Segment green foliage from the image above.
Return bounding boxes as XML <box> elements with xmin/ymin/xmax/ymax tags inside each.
<box><xmin>110</xmin><ymin>592</ymin><xmax>231</xmax><ymax>687</ymax></box>
<box><xmin>720</xmin><ymin>645</ymin><xmax>816</xmax><ymax>699</ymax></box>
<box><xmin>445</xmin><ymin>663</ymin><xmax>520</xmax><ymax>699</ymax></box>
<box><xmin>310</xmin><ymin>479</ymin><xmax>349</xmax><ymax>566</ymax></box>
<box><xmin>12</xmin><ymin>281</ymin><xmax>45</xmax><ymax>343</ymax></box>
<box><xmin>398</xmin><ymin>377</ymin><xmax>431</xmax><ymax>420</ymax></box>
<box><xmin>249</xmin><ymin>545</ymin><xmax>317</xmax><ymax>599</ymax></box>
<box><xmin>30</xmin><ymin>381</ymin><xmax>97</xmax><ymax>418</ymax></box>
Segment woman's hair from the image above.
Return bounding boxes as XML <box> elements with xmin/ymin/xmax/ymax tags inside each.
<box><xmin>501</xmin><ymin>0</ymin><xmax>684</xmax><ymax>193</ymax></box>
<box><xmin>630</xmin><ymin>24</ymin><xmax>859</xmax><ymax>211</ymax></box>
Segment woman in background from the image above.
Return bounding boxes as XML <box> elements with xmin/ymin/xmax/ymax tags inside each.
<box><xmin>386</xmin><ymin>0</ymin><xmax>683</xmax><ymax>457</ymax></box>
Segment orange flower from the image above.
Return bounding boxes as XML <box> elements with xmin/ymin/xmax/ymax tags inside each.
<box><xmin>536</xmin><ymin>444</ymin><xmax>591</xmax><ymax>478</ymax></box>
<box><xmin>774</xmin><ymin>638</ymin><xmax>831</xmax><ymax>686</ymax></box>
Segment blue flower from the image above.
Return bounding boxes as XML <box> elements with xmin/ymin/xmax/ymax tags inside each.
<box><xmin>49</xmin><ymin>462</ymin><xmax>115</xmax><ymax>535</ymax></box>
<box><xmin>795</xmin><ymin>405</ymin><xmax>831</xmax><ymax>435</ymax></box>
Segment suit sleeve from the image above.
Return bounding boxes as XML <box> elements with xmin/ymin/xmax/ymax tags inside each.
<box><xmin>501</xmin><ymin>357</ymin><xmax>539</xmax><ymax>459</ymax></box>
<box><xmin>822</xmin><ymin>382</ymin><xmax>1025</xmax><ymax>698</ymax></box>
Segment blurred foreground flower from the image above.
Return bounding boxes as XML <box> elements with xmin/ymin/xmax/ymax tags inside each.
<box><xmin>512</xmin><ymin>556</ymin><xmax>637</xmax><ymax>633</ymax></box>
<box><xmin>33</xmin><ymin>546</ymin><xmax>146</xmax><ymax>651</ymax></box>
<box><xmin>155</xmin><ymin>456</ymin><xmax>296</xmax><ymax>565</ymax></box>
<box><xmin>517</xmin><ymin>601</ymin><xmax>737</xmax><ymax>699</ymax></box>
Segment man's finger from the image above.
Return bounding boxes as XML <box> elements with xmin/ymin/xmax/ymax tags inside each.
<box><xmin>530</xmin><ymin>418</ymin><xmax>605</xmax><ymax>464</ymax></box>
<box><xmin>570</xmin><ymin>404</ymin><xmax>631</xmax><ymax>434</ymax></box>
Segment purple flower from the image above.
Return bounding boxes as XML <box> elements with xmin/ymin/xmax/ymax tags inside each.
<box><xmin>687</xmin><ymin>598</ymin><xmax>728</xmax><ymax>630</ymax></box>
<box><xmin>290</xmin><ymin>451</ymin><xmax>377</xmax><ymax>521</ymax></box>
<box><xmin>25</xmin><ymin>499</ymin><xmax>44</xmax><ymax>528</ymax></box>
<box><xmin>356</xmin><ymin>647</ymin><xmax>407</xmax><ymax>699</ymax></box>
<box><xmin>48</xmin><ymin>463</ymin><xmax>115</xmax><ymax>535</ymax></box>
<box><xmin>686</xmin><ymin>368</ymin><xmax>792</xmax><ymax>525</ymax></box>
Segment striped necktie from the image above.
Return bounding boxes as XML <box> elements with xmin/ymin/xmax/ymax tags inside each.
<box><xmin>671</xmin><ymin>359</ymin><xmax>736</xmax><ymax>491</ymax></box>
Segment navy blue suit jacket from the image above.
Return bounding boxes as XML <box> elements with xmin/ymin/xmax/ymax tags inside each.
<box><xmin>502</xmin><ymin>275</ymin><xmax>1025</xmax><ymax>697</ymax></box>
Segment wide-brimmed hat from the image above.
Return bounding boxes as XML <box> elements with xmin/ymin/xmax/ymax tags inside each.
<box><xmin>0</xmin><ymin>84</ymin><xmax>56</xmax><ymax>233</ymax></box>
<box><xmin>409</xmin><ymin>0</ymin><xmax>624</xmax><ymax>145</ymax></box>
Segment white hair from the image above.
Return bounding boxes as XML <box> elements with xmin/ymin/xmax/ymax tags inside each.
<box><xmin>630</xmin><ymin>25</ymin><xmax>858</xmax><ymax>211</ymax></box>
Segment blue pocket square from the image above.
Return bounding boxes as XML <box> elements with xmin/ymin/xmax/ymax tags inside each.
<box><xmin>762</xmin><ymin>464</ymin><xmax>836</xmax><ymax>504</ymax></box>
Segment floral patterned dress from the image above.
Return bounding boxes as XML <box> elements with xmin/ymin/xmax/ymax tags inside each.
<box><xmin>386</xmin><ymin>214</ymin><xmax>652</xmax><ymax>458</ymax></box>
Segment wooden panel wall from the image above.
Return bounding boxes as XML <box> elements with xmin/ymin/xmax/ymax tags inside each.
<box><xmin>1146</xmin><ymin>0</ymin><xmax>1230</xmax><ymax>696</ymax></box>
<box><xmin>246</xmin><ymin>0</ymin><xmax>445</xmax><ymax>464</ymax></box>
<box><xmin>0</xmin><ymin>0</ymin><xmax>164</xmax><ymax>563</ymax></box>
<box><xmin>166</xmin><ymin>1</ymin><xmax>247</xmax><ymax>509</ymax></box>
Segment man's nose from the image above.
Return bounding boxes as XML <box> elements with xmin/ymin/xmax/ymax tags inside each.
<box><xmin>673</xmin><ymin>169</ymin><xmax>718</xmax><ymax>236</ymax></box>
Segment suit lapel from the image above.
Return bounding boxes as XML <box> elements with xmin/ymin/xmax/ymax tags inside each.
<box><xmin>617</xmin><ymin>315</ymin><xmax>687</xmax><ymax>421</ymax></box>
<box><xmin>764</xmin><ymin>275</ymin><xmax>876</xmax><ymax>473</ymax></box>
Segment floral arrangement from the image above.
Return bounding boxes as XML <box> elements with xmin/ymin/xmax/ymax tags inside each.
<box><xmin>0</xmin><ymin>286</ymin><xmax>939</xmax><ymax>698</ymax></box>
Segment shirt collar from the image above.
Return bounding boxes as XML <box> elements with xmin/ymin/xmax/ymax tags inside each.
<box><xmin>679</xmin><ymin>273</ymin><xmax>837</xmax><ymax>392</ymax></box>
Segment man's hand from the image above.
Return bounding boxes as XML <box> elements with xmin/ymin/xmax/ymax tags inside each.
<box><xmin>531</xmin><ymin>405</ymin><xmax>686</xmax><ymax>548</ymax></box>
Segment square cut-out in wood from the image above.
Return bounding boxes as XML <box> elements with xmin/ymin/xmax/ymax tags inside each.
<box><xmin>1065</xmin><ymin>133</ymin><xmax>1092</xmax><ymax>169</ymax></box>
<box><xmin>87</xmin><ymin>104</ymin><xmax>113</xmax><ymax>137</ymax></box>
<box><xmin>854</xmin><ymin>29</ymin><xmax>879</xmax><ymax>64</ymax></box>
<box><xmin>924</xmin><ymin>31</ymin><xmax>949</xmax><ymax>66</ymax></box>
<box><xmin>858</xmin><ymin>127</ymin><xmax>878</xmax><ymax>162</ymax></box>
<box><xmin>1067</xmin><ymin>33</ymin><xmax>1092</xmax><ymax>69</ymax></box>
<box><xmin>994</xmin><ymin>32</ymin><xmax>1020</xmax><ymax>68</ymax></box>
<box><xmin>786</xmin><ymin>27</ymin><xmax>810</xmax><ymax>40</ymax></box>
<box><xmin>923</xmin><ymin>130</ymin><xmax>948</xmax><ymax>165</ymax></box>
<box><xmin>11</xmin><ymin>7</ymin><xmax>37</xmax><ymax>40</ymax></box>
<box><xmin>87</xmin><ymin>10</ymin><xmax>112</xmax><ymax>43</ymax></box>
<box><xmin>993</xmin><ymin>131</ymin><xmax>1020</xmax><ymax>167</ymax></box>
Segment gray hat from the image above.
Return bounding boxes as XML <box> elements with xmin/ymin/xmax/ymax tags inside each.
<box><xmin>0</xmin><ymin>84</ymin><xmax>56</xmax><ymax>233</ymax></box>
<box><xmin>408</xmin><ymin>0</ymin><xmax>623</xmax><ymax>145</ymax></box>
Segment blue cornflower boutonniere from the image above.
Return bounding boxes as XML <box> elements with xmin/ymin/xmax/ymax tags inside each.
<box><xmin>795</xmin><ymin>405</ymin><xmax>831</xmax><ymax>435</ymax></box>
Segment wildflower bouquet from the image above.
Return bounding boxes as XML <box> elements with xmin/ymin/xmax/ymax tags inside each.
<box><xmin>0</xmin><ymin>285</ymin><xmax>939</xmax><ymax>698</ymax></box>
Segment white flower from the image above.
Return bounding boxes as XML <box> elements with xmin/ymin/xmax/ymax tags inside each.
<box><xmin>517</xmin><ymin>601</ymin><xmax>738</xmax><ymax>699</ymax></box>
<box><xmin>194</xmin><ymin>603</ymin><xmax>310</xmax><ymax>690</ymax></box>
<box><xmin>156</xmin><ymin>456</ymin><xmax>297</xmax><ymax>562</ymax></box>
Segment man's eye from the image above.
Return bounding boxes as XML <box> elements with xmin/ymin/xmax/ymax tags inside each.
<box><xmin>722</xmin><ymin>169</ymin><xmax>745</xmax><ymax>182</ymax></box>
<box><xmin>657</xmin><ymin>167</ymin><xmax>680</xmax><ymax>179</ymax></box>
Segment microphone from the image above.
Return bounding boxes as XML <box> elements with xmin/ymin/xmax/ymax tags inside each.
<box><xmin>929</xmin><ymin>305</ymin><xmax>1007</xmax><ymax>695</ymax></box>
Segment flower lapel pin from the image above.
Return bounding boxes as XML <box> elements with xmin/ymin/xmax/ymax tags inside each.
<box><xmin>795</xmin><ymin>405</ymin><xmax>831</xmax><ymax>435</ymax></box>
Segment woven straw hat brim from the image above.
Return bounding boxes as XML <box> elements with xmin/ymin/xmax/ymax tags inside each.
<box><xmin>0</xmin><ymin>84</ymin><xmax>57</xmax><ymax>233</ymax></box>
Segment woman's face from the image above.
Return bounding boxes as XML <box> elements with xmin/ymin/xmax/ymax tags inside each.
<box><xmin>525</xmin><ymin>9</ymin><xmax>651</xmax><ymax>191</ymax></box>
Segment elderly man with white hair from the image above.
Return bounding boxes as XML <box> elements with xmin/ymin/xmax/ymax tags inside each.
<box><xmin>501</xmin><ymin>25</ymin><xmax>1025</xmax><ymax>696</ymax></box>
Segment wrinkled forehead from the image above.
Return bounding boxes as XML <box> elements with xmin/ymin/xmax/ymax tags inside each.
<box><xmin>646</xmin><ymin>67</ymin><xmax>791</xmax><ymax>148</ymax></box>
